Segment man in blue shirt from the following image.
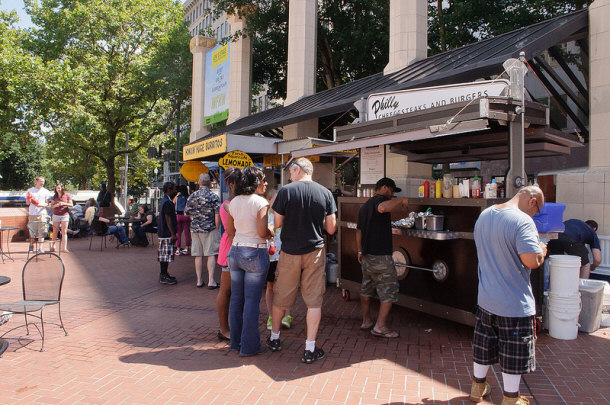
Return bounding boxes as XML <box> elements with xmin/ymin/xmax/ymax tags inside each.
<box><xmin>548</xmin><ymin>219</ymin><xmax>602</xmax><ymax>279</ymax></box>
<box><xmin>470</xmin><ymin>186</ymin><xmax>547</xmax><ymax>405</ymax></box>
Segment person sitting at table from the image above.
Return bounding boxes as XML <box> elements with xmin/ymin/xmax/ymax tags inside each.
<box><xmin>84</xmin><ymin>206</ymin><xmax>130</xmax><ymax>247</ymax></box>
<box><xmin>131</xmin><ymin>204</ymin><xmax>156</xmax><ymax>247</ymax></box>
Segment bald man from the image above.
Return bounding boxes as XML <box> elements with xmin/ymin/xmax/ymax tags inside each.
<box><xmin>469</xmin><ymin>186</ymin><xmax>547</xmax><ymax>405</ymax></box>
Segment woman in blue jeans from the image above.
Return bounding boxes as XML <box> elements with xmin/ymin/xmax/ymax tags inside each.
<box><xmin>226</xmin><ymin>166</ymin><xmax>273</xmax><ymax>356</ymax></box>
<box><xmin>84</xmin><ymin>207</ymin><xmax>130</xmax><ymax>246</ymax></box>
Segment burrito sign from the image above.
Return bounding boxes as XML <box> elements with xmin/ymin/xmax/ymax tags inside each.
<box><xmin>219</xmin><ymin>150</ymin><xmax>253</xmax><ymax>169</ymax></box>
<box><xmin>366</xmin><ymin>80</ymin><xmax>509</xmax><ymax>121</ymax></box>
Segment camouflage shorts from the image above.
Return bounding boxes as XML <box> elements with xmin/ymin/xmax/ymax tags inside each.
<box><xmin>361</xmin><ymin>254</ymin><xmax>398</xmax><ymax>303</ymax></box>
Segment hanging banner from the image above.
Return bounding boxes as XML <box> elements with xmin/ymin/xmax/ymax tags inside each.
<box><xmin>204</xmin><ymin>44</ymin><xmax>230</xmax><ymax>126</ymax></box>
<box><xmin>219</xmin><ymin>150</ymin><xmax>254</xmax><ymax>169</ymax></box>
<box><xmin>367</xmin><ymin>80</ymin><xmax>509</xmax><ymax>120</ymax></box>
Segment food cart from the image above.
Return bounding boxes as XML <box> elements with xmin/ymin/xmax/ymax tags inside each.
<box><xmin>290</xmin><ymin>63</ymin><xmax>584</xmax><ymax>326</ymax></box>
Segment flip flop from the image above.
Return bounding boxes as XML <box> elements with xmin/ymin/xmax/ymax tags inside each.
<box><xmin>370</xmin><ymin>329</ymin><xmax>400</xmax><ymax>338</ymax></box>
<box><xmin>217</xmin><ymin>331</ymin><xmax>230</xmax><ymax>341</ymax></box>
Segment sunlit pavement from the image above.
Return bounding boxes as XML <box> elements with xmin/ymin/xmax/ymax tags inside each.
<box><xmin>0</xmin><ymin>238</ymin><xmax>607</xmax><ymax>404</ymax></box>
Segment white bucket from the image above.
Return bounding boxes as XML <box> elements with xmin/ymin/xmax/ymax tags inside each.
<box><xmin>549</xmin><ymin>255</ymin><xmax>581</xmax><ymax>296</ymax></box>
<box><xmin>547</xmin><ymin>293</ymin><xmax>581</xmax><ymax>340</ymax></box>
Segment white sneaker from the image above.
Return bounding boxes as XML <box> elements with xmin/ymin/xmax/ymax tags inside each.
<box><xmin>37</xmin><ymin>247</ymin><xmax>45</xmax><ymax>254</ymax></box>
<box><xmin>181</xmin><ymin>248</ymin><xmax>189</xmax><ymax>254</ymax></box>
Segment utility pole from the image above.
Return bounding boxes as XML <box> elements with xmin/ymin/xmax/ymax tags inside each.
<box><xmin>175</xmin><ymin>101</ymin><xmax>181</xmax><ymax>183</ymax></box>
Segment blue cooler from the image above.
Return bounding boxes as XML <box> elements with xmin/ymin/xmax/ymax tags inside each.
<box><xmin>533</xmin><ymin>202</ymin><xmax>566</xmax><ymax>233</ymax></box>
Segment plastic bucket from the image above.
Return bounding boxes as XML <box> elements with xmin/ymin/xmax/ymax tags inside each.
<box><xmin>578</xmin><ymin>279</ymin><xmax>605</xmax><ymax>333</ymax></box>
<box><xmin>549</xmin><ymin>255</ymin><xmax>581</xmax><ymax>295</ymax></box>
<box><xmin>547</xmin><ymin>293</ymin><xmax>581</xmax><ymax>340</ymax></box>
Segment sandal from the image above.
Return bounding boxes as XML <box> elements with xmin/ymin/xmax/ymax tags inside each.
<box><xmin>360</xmin><ymin>321</ymin><xmax>375</xmax><ymax>330</ymax></box>
<box><xmin>217</xmin><ymin>331</ymin><xmax>230</xmax><ymax>341</ymax></box>
<box><xmin>370</xmin><ymin>329</ymin><xmax>399</xmax><ymax>338</ymax></box>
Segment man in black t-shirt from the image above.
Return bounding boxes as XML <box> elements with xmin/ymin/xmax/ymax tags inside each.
<box><xmin>548</xmin><ymin>219</ymin><xmax>602</xmax><ymax>278</ymax></box>
<box><xmin>356</xmin><ymin>177</ymin><xmax>408</xmax><ymax>339</ymax></box>
<box><xmin>157</xmin><ymin>182</ymin><xmax>178</xmax><ymax>285</ymax></box>
<box><xmin>267</xmin><ymin>158</ymin><xmax>337</xmax><ymax>364</ymax></box>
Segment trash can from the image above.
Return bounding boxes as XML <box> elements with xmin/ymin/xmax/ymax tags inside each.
<box><xmin>578</xmin><ymin>279</ymin><xmax>606</xmax><ymax>333</ymax></box>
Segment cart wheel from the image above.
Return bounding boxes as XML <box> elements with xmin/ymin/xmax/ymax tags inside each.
<box><xmin>342</xmin><ymin>289</ymin><xmax>351</xmax><ymax>302</ymax></box>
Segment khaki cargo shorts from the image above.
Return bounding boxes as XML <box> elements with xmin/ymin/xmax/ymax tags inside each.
<box><xmin>273</xmin><ymin>247</ymin><xmax>326</xmax><ymax>309</ymax></box>
<box><xmin>190</xmin><ymin>229</ymin><xmax>220</xmax><ymax>256</ymax></box>
<box><xmin>28</xmin><ymin>214</ymin><xmax>49</xmax><ymax>239</ymax></box>
<box><xmin>361</xmin><ymin>254</ymin><xmax>399</xmax><ymax>303</ymax></box>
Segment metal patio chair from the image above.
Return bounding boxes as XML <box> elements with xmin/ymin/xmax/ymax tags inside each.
<box><xmin>88</xmin><ymin>219</ymin><xmax>108</xmax><ymax>251</ymax></box>
<box><xmin>0</xmin><ymin>253</ymin><xmax>68</xmax><ymax>352</ymax></box>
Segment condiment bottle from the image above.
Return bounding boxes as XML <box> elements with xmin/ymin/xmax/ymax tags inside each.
<box><xmin>430</xmin><ymin>181</ymin><xmax>436</xmax><ymax>198</ymax></box>
<box><xmin>435</xmin><ymin>180</ymin><xmax>442</xmax><ymax>198</ymax></box>
<box><xmin>471</xmin><ymin>175</ymin><xmax>481</xmax><ymax>198</ymax></box>
<box><xmin>423</xmin><ymin>179</ymin><xmax>430</xmax><ymax>198</ymax></box>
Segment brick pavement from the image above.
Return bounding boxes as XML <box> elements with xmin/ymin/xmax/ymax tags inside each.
<box><xmin>0</xmin><ymin>238</ymin><xmax>608</xmax><ymax>404</ymax></box>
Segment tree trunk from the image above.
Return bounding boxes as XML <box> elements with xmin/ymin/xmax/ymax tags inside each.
<box><xmin>438</xmin><ymin>0</ymin><xmax>446</xmax><ymax>53</ymax></box>
<box><xmin>105</xmin><ymin>155</ymin><xmax>116</xmax><ymax>203</ymax></box>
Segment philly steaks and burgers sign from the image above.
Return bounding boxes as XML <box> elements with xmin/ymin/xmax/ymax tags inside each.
<box><xmin>367</xmin><ymin>80</ymin><xmax>509</xmax><ymax>121</ymax></box>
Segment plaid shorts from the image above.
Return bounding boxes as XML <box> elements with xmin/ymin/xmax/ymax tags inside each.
<box><xmin>158</xmin><ymin>238</ymin><xmax>175</xmax><ymax>263</ymax></box>
<box><xmin>473</xmin><ymin>307</ymin><xmax>536</xmax><ymax>375</ymax></box>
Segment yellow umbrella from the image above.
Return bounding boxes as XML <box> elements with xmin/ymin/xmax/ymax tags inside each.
<box><xmin>180</xmin><ymin>161</ymin><xmax>209</xmax><ymax>182</ymax></box>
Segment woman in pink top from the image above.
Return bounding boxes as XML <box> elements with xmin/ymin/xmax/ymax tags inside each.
<box><xmin>51</xmin><ymin>182</ymin><xmax>73</xmax><ymax>253</ymax></box>
<box><xmin>216</xmin><ymin>167</ymin><xmax>239</xmax><ymax>342</ymax></box>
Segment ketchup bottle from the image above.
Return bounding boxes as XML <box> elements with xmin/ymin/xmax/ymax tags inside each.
<box><xmin>423</xmin><ymin>179</ymin><xmax>430</xmax><ymax>198</ymax></box>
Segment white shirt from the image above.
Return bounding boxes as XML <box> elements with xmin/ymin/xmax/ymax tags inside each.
<box><xmin>228</xmin><ymin>194</ymin><xmax>269</xmax><ymax>245</ymax></box>
<box><xmin>26</xmin><ymin>187</ymin><xmax>52</xmax><ymax>216</ymax></box>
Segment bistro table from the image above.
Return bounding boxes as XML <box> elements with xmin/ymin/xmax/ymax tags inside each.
<box><xmin>0</xmin><ymin>226</ymin><xmax>19</xmax><ymax>264</ymax></box>
<box><xmin>0</xmin><ymin>275</ymin><xmax>11</xmax><ymax>356</ymax></box>
<box><xmin>115</xmin><ymin>218</ymin><xmax>144</xmax><ymax>238</ymax></box>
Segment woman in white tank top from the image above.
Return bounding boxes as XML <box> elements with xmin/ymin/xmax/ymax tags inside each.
<box><xmin>225</xmin><ymin>166</ymin><xmax>273</xmax><ymax>356</ymax></box>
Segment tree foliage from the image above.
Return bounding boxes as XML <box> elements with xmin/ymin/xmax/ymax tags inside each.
<box><xmin>214</xmin><ymin>0</ymin><xmax>389</xmax><ymax>101</ymax></box>
<box><xmin>0</xmin><ymin>9</ymin><xmax>48</xmax><ymax>189</ymax></box>
<box><xmin>23</xmin><ymin>0</ymin><xmax>192</xmax><ymax>195</ymax></box>
<box><xmin>428</xmin><ymin>0</ymin><xmax>592</xmax><ymax>55</ymax></box>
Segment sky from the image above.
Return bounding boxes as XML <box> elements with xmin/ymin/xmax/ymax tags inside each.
<box><xmin>1</xmin><ymin>0</ymin><xmax>33</xmax><ymax>28</ymax></box>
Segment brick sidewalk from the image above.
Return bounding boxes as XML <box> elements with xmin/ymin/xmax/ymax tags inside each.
<box><xmin>0</xmin><ymin>238</ymin><xmax>608</xmax><ymax>404</ymax></box>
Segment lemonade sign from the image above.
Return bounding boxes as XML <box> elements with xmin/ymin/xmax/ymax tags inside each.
<box><xmin>219</xmin><ymin>151</ymin><xmax>254</xmax><ymax>169</ymax></box>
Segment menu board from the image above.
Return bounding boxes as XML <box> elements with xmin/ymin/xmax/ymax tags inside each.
<box><xmin>360</xmin><ymin>145</ymin><xmax>385</xmax><ymax>185</ymax></box>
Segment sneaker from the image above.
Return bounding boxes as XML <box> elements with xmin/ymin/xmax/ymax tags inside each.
<box><xmin>159</xmin><ymin>274</ymin><xmax>177</xmax><ymax>285</ymax></box>
<box><xmin>281</xmin><ymin>315</ymin><xmax>293</xmax><ymax>329</ymax></box>
<box><xmin>501</xmin><ymin>395</ymin><xmax>530</xmax><ymax>405</ymax></box>
<box><xmin>174</xmin><ymin>250</ymin><xmax>182</xmax><ymax>256</ymax></box>
<box><xmin>181</xmin><ymin>248</ymin><xmax>189</xmax><ymax>254</ymax></box>
<box><xmin>301</xmin><ymin>347</ymin><xmax>325</xmax><ymax>364</ymax></box>
<box><xmin>37</xmin><ymin>247</ymin><xmax>45</xmax><ymax>254</ymax></box>
<box><xmin>29</xmin><ymin>246</ymin><xmax>34</xmax><ymax>253</ymax></box>
<box><xmin>266</xmin><ymin>316</ymin><xmax>273</xmax><ymax>330</ymax></box>
<box><xmin>266</xmin><ymin>337</ymin><xmax>282</xmax><ymax>352</ymax></box>
<box><xmin>469</xmin><ymin>380</ymin><xmax>491</xmax><ymax>403</ymax></box>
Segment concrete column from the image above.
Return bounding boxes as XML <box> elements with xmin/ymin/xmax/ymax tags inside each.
<box><xmin>286</xmin><ymin>0</ymin><xmax>317</xmax><ymax>104</ymax></box>
<box><xmin>284</xmin><ymin>0</ymin><xmax>318</xmax><ymax>140</ymax></box>
<box><xmin>555</xmin><ymin>0</ymin><xmax>610</xmax><ymax>236</ymax></box>
<box><xmin>384</xmin><ymin>0</ymin><xmax>428</xmax><ymax>75</ymax></box>
<box><xmin>227</xmin><ymin>13</ymin><xmax>252</xmax><ymax>124</ymax></box>
<box><xmin>589</xmin><ymin>0</ymin><xmax>610</xmax><ymax>169</ymax></box>
<box><xmin>190</xmin><ymin>36</ymin><xmax>216</xmax><ymax>142</ymax></box>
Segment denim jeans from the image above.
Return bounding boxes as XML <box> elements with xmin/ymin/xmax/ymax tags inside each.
<box><xmin>108</xmin><ymin>225</ymin><xmax>128</xmax><ymax>244</ymax></box>
<box><xmin>228</xmin><ymin>246</ymin><xmax>269</xmax><ymax>355</ymax></box>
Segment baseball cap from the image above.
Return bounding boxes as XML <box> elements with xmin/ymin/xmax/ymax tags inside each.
<box><xmin>375</xmin><ymin>177</ymin><xmax>401</xmax><ymax>192</ymax></box>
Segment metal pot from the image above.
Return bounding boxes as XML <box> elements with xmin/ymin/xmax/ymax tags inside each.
<box><xmin>426</xmin><ymin>215</ymin><xmax>445</xmax><ymax>231</ymax></box>
<box><xmin>414</xmin><ymin>216</ymin><xmax>426</xmax><ymax>230</ymax></box>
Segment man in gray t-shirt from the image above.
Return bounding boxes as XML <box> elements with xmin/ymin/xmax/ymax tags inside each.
<box><xmin>469</xmin><ymin>186</ymin><xmax>547</xmax><ymax>405</ymax></box>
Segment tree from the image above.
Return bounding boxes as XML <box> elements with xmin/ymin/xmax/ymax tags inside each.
<box><xmin>24</xmin><ymin>0</ymin><xmax>192</xmax><ymax>196</ymax></box>
<box><xmin>428</xmin><ymin>0</ymin><xmax>592</xmax><ymax>55</ymax></box>
<box><xmin>0</xmin><ymin>9</ymin><xmax>48</xmax><ymax>190</ymax></box>
<box><xmin>214</xmin><ymin>0</ymin><xmax>389</xmax><ymax>101</ymax></box>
